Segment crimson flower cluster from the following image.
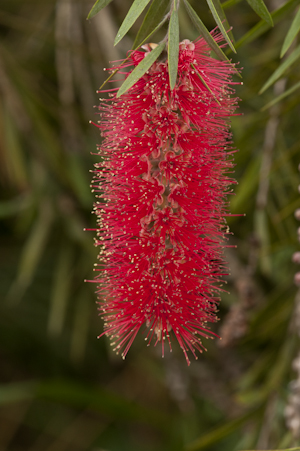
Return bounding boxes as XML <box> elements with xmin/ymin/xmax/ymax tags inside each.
<box><xmin>91</xmin><ymin>34</ymin><xmax>239</xmax><ymax>364</ymax></box>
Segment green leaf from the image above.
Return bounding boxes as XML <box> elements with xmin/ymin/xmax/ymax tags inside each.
<box><xmin>191</xmin><ymin>63</ymin><xmax>221</xmax><ymax>105</ymax></box>
<box><xmin>183</xmin><ymin>0</ymin><xmax>223</xmax><ymax>58</ymax></box>
<box><xmin>133</xmin><ymin>0</ymin><xmax>170</xmax><ymax>49</ymax></box>
<box><xmin>281</xmin><ymin>6</ymin><xmax>300</xmax><ymax>57</ymax></box>
<box><xmin>114</xmin><ymin>0</ymin><xmax>152</xmax><ymax>46</ymax></box>
<box><xmin>136</xmin><ymin>16</ymin><xmax>169</xmax><ymax>49</ymax></box>
<box><xmin>168</xmin><ymin>7</ymin><xmax>179</xmax><ymax>90</ymax></box>
<box><xmin>261</xmin><ymin>80</ymin><xmax>300</xmax><ymax>110</ymax></box>
<box><xmin>183</xmin><ymin>0</ymin><xmax>241</xmax><ymax>76</ymax></box>
<box><xmin>99</xmin><ymin>15</ymin><xmax>168</xmax><ymax>92</ymax></box>
<box><xmin>87</xmin><ymin>0</ymin><xmax>114</xmax><ymax>20</ymax></box>
<box><xmin>222</xmin><ymin>0</ymin><xmax>243</xmax><ymax>9</ymax></box>
<box><xmin>117</xmin><ymin>41</ymin><xmax>165</xmax><ymax>97</ymax></box>
<box><xmin>210</xmin><ymin>0</ymin><xmax>235</xmax><ymax>43</ymax></box>
<box><xmin>259</xmin><ymin>43</ymin><xmax>300</xmax><ymax>93</ymax></box>
<box><xmin>206</xmin><ymin>0</ymin><xmax>236</xmax><ymax>53</ymax></box>
<box><xmin>235</xmin><ymin>0</ymin><xmax>299</xmax><ymax>50</ymax></box>
<box><xmin>246</xmin><ymin>0</ymin><xmax>273</xmax><ymax>27</ymax></box>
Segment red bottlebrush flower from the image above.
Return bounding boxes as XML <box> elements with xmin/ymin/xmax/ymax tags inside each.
<box><xmin>92</xmin><ymin>33</ymin><xmax>240</xmax><ymax>365</ymax></box>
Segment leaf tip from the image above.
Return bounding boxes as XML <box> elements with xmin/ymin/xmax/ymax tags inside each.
<box><xmin>280</xmin><ymin>48</ymin><xmax>286</xmax><ymax>59</ymax></box>
<box><xmin>114</xmin><ymin>33</ymin><xmax>122</xmax><ymax>46</ymax></box>
<box><xmin>116</xmin><ymin>85</ymin><xmax>126</xmax><ymax>98</ymax></box>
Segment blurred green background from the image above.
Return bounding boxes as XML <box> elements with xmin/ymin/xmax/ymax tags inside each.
<box><xmin>1</xmin><ymin>0</ymin><xmax>300</xmax><ymax>450</ymax></box>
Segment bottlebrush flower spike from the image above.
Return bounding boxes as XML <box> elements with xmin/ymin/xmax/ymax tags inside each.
<box><xmin>91</xmin><ymin>33</ymin><xmax>240</xmax><ymax>365</ymax></box>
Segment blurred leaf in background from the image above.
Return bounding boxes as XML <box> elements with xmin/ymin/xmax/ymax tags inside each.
<box><xmin>0</xmin><ymin>0</ymin><xmax>300</xmax><ymax>450</ymax></box>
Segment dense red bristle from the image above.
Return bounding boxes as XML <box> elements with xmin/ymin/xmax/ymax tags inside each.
<box><xmin>91</xmin><ymin>33</ymin><xmax>240</xmax><ymax>365</ymax></box>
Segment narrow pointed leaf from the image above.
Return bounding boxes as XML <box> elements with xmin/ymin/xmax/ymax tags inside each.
<box><xmin>117</xmin><ymin>42</ymin><xmax>165</xmax><ymax>97</ymax></box>
<box><xmin>235</xmin><ymin>0</ymin><xmax>299</xmax><ymax>50</ymax></box>
<box><xmin>98</xmin><ymin>17</ymin><xmax>167</xmax><ymax>93</ymax></box>
<box><xmin>168</xmin><ymin>7</ymin><xmax>179</xmax><ymax>90</ymax></box>
<box><xmin>182</xmin><ymin>0</ymin><xmax>227</xmax><ymax>60</ymax></box>
<box><xmin>211</xmin><ymin>0</ymin><xmax>235</xmax><ymax>43</ymax></box>
<box><xmin>135</xmin><ymin>16</ymin><xmax>168</xmax><ymax>49</ymax></box>
<box><xmin>222</xmin><ymin>0</ymin><xmax>243</xmax><ymax>9</ymax></box>
<box><xmin>183</xmin><ymin>0</ymin><xmax>241</xmax><ymax>77</ymax></box>
<box><xmin>261</xmin><ymin>81</ymin><xmax>300</xmax><ymax>110</ymax></box>
<box><xmin>206</xmin><ymin>0</ymin><xmax>236</xmax><ymax>53</ymax></box>
<box><xmin>191</xmin><ymin>63</ymin><xmax>221</xmax><ymax>105</ymax></box>
<box><xmin>114</xmin><ymin>0</ymin><xmax>152</xmax><ymax>46</ymax></box>
<box><xmin>87</xmin><ymin>0</ymin><xmax>114</xmax><ymax>19</ymax></box>
<box><xmin>281</xmin><ymin>6</ymin><xmax>300</xmax><ymax>57</ymax></box>
<box><xmin>133</xmin><ymin>0</ymin><xmax>170</xmax><ymax>49</ymax></box>
<box><xmin>246</xmin><ymin>0</ymin><xmax>273</xmax><ymax>26</ymax></box>
<box><xmin>260</xmin><ymin>44</ymin><xmax>300</xmax><ymax>93</ymax></box>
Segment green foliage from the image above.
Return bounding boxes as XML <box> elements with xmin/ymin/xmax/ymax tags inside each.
<box><xmin>206</xmin><ymin>0</ymin><xmax>236</xmax><ymax>45</ymax></box>
<box><xmin>235</xmin><ymin>0</ymin><xmax>299</xmax><ymax>49</ymax></box>
<box><xmin>281</xmin><ymin>6</ymin><xmax>300</xmax><ymax>57</ymax></box>
<box><xmin>117</xmin><ymin>41</ymin><xmax>165</xmax><ymax>96</ymax></box>
<box><xmin>260</xmin><ymin>44</ymin><xmax>300</xmax><ymax>94</ymax></box>
<box><xmin>246</xmin><ymin>0</ymin><xmax>273</xmax><ymax>26</ymax></box>
<box><xmin>93</xmin><ymin>0</ymin><xmax>242</xmax><ymax>92</ymax></box>
<box><xmin>114</xmin><ymin>0</ymin><xmax>152</xmax><ymax>46</ymax></box>
<box><xmin>1</xmin><ymin>0</ymin><xmax>300</xmax><ymax>450</ymax></box>
<box><xmin>183</xmin><ymin>0</ymin><xmax>239</xmax><ymax>69</ymax></box>
<box><xmin>168</xmin><ymin>4</ymin><xmax>180</xmax><ymax>90</ymax></box>
<box><xmin>87</xmin><ymin>0</ymin><xmax>114</xmax><ymax>19</ymax></box>
<box><xmin>261</xmin><ymin>81</ymin><xmax>300</xmax><ymax>111</ymax></box>
<box><xmin>133</xmin><ymin>0</ymin><xmax>170</xmax><ymax>48</ymax></box>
